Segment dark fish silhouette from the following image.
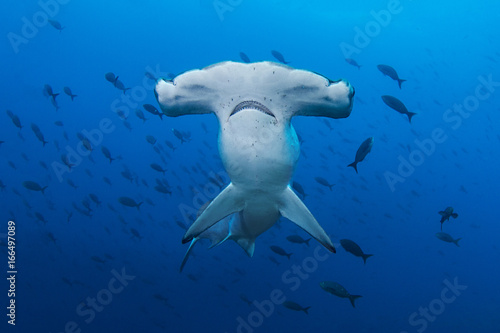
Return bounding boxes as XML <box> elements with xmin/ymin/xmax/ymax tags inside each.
<box><xmin>381</xmin><ymin>95</ymin><xmax>417</xmax><ymax>123</ymax></box>
<box><xmin>377</xmin><ymin>64</ymin><xmax>406</xmax><ymax>88</ymax></box>
<box><xmin>146</xmin><ymin>135</ymin><xmax>157</xmax><ymax>145</ymax></box>
<box><xmin>63</xmin><ymin>87</ymin><xmax>77</xmax><ymax>101</ymax></box>
<box><xmin>103</xmin><ymin>177</ymin><xmax>112</xmax><ymax>186</ymax></box>
<box><xmin>115</xmin><ymin>79</ymin><xmax>130</xmax><ymax>94</ymax></box>
<box><xmin>347</xmin><ymin>137</ymin><xmax>374</xmax><ymax>173</ymax></box>
<box><xmin>91</xmin><ymin>256</ymin><xmax>105</xmax><ymax>264</ymax></box>
<box><xmin>345</xmin><ymin>58</ymin><xmax>361</xmax><ymax>69</ymax></box>
<box><xmin>130</xmin><ymin>228</ymin><xmax>143</xmax><ymax>239</ymax></box>
<box><xmin>314</xmin><ymin>176</ymin><xmax>334</xmax><ymax>190</ymax></box>
<box><xmin>48</xmin><ymin>19</ymin><xmax>64</xmax><ymax>32</ymax></box>
<box><xmin>438</xmin><ymin>207</ymin><xmax>458</xmax><ymax>230</ymax></box>
<box><xmin>283</xmin><ymin>301</ymin><xmax>310</xmax><ymax>314</ymax></box>
<box><xmin>35</xmin><ymin>212</ymin><xmax>47</xmax><ymax>224</ymax></box>
<box><xmin>145</xmin><ymin>71</ymin><xmax>157</xmax><ymax>81</ymax></box>
<box><xmin>270</xmin><ymin>245</ymin><xmax>292</xmax><ymax>259</ymax></box>
<box><xmin>101</xmin><ymin>146</ymin><xmax>115</xmax><ymax>163</ymax></box>
<box><xmin>435</xmin><ymin>232</ymin><xmax>461</xmax><ymax>247</ymax></box>
<box><xmin>50</xmin><ymin>95</ymin><xmax>60</xmax><ymax>111</ymax></box>
<box><xmin>286</xmin><ymin>235</ymin><xmax>311</xmax><ymax>246</ymax></box>
<box><xmin>164</xmin><ymin>140</ymin><xmax>176</xmax><ymax>151</ymax></box>
<box><xmin>340</xmin><ymin>239</ymin><xmax>373</xmax><ymax>264</ymax></box>
<box><xmin>292</xmin><ymin>181</ymin><xmax>306</xmax><ymax>198</ymax></box>
<box><xmin>172</xmin><ymin>128</ymin><xmax>187</xmax><ymax>143</ymax></box>
<box><xmin>320</xmin><ymin>281</ymin><xmax>362</xmax><ymax>308</ymax></box>
<box><xmin>143</xmin><ymin>104</ymin><xmax>163</xmax><ymax>120</ymax></box>
<box><xmin>66</xmin><ymin>179</ymin><xmax>78</xmax><ymax>189</ymax></box>
<box><xmin>135</xmin><ymin>109</ymin><xmax>147</xmax><ymax>122</ymax></box>
<box><xmin>239</xmin><ymin>293</ymin><xmax>252</xmax><ymax>306</ymax></box>
<box><xmin>271</xmin><ymin>50</ymin><xmax>290</xmax><ymax>64</ymax></box>
<box><xmin>31</xmin><ymin>123</ymin><xmax>48</xmax><ymax>146</ymax></box>
<box><xmin>61</xmin><ymin>154</ymin><xmax>74</xmax><ymax>170</ymax></box>
<box><xmin>22</xmin><ymin>181</ymin><xmax>47</xmax><ymax>194</ymax></box>
<box><xmin>118</xmin><ymin>196</ymin><xmax>143</xmax><ymax>210</ymax></box>
<box><xmin>6</xmin><ymin>110</ymin><xmax>22</xmax><ymax>129</ymax></box>
<box><xmin>43</xmin><ymin>84</ymin><xmax>59</xmax><ymax>100</ymax></box>
<box><xmin>150</xmin><ymin>163</ymin><xmax>166</xmax><ymax>174</ymax></box>
<box><xmin>105</xmin><ymin>72</ymin><xmax>118</xmax><ymax>86</ymax></box>
<box><xmin>88</xmin><ymin>194</ymin><xmax>101</xmax><ymax>206</ymax></box>
<box><xmin>239</xmin><ymin>52</ymin><xmax>251</xmax><ymax>63</ymax></box>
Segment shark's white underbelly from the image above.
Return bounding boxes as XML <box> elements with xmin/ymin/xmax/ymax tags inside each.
<box><xmin>218</xmin><ymin>110</ymin><xmax>299</xmax><ymax>192</ymax></box>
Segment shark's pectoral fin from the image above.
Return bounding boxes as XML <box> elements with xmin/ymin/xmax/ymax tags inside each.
<box><xmin>183</xmin><ymin>183</ymin><xmax>244</xmax><ymax>243</ymax></box>
<box><xmin>279</xmin><ymin>186</ymin><xmax>336</xmax><ymax>253</ymax></box>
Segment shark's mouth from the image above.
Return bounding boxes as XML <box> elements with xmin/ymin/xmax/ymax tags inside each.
<box><xmin>230</xmin><ymin>100</ymin><xmax>275</xmax><ymax>119</ymax></box>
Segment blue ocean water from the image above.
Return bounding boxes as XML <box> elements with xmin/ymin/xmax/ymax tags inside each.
<box><xmin>1</xmin><ymin>0</ymin><xmax>499</xmax><ymax>332</ymax></box>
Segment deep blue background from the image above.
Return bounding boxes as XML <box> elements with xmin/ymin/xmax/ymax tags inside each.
<box><xmin>1</xmin><ymin>0</ymin><xmax>499</xmax><ymax>332</ymax></box>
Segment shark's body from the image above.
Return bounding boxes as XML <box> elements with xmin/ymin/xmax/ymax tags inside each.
<box><xmin>155</xmin><ymin>61</ymin><xmax>354</xmax><ymax>270</ymax></box>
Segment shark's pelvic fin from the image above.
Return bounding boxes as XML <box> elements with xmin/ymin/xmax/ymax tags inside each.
<box><xmin>226</xmin><ymin>212</ymin><xmax>256</xmax><ymax>257</ymax></box>
<box><xmin>182</xmin><ymin>183</ymin><xmax>244</xmax><ymax>243</ymax></box>
<box><xmin>235</xmin><ymin>238</ymin><xmax>256</xmax><ymax>257</ymax></box>
<box><xmin>279</xmin><ymin>186</ymin><xmax>336</xmax><ymax>253</ymax></box>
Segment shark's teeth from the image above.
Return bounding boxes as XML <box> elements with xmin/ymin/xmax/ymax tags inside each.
<box><xmin>230</xmin><ymin>100</ymin><xmax>275</xmax><ymax>118</ymax></box>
